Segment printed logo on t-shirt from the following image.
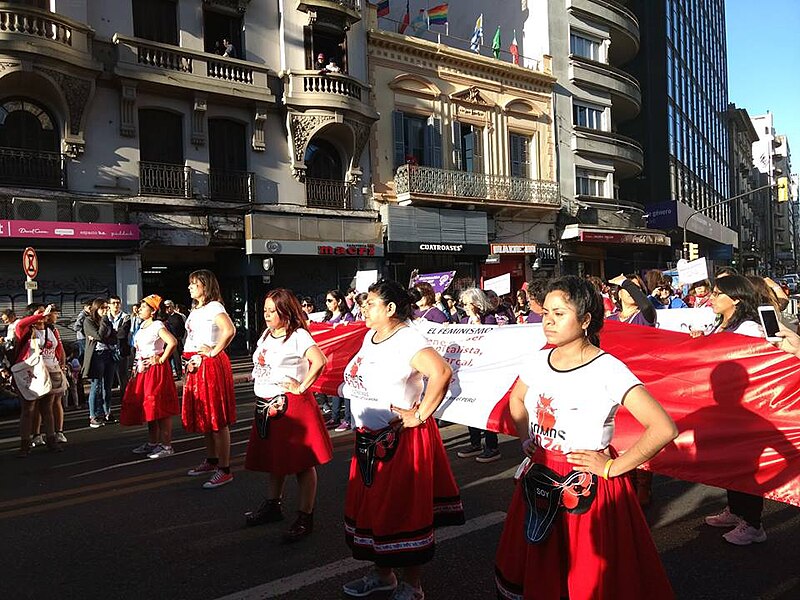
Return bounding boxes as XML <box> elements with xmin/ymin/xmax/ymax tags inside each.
<box><xmin>531</xmin><ymin>394</ymin><xmax>566</xmax><ymax>451</ymax></box>
<box><xmin>344</xmin><ymin>356</ymin><xmax>366</xmax><ymax>392</ymax></box>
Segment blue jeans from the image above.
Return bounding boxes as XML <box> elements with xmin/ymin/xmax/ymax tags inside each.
<box><xmin>88</xmin><ymin>349</ymin><xmax>116</xmax><ymax>419</ymax></box>
<box><xmin>330</xmin><ymin>396</ymin><xmax>351</xmax><ymax>425</ymax></box>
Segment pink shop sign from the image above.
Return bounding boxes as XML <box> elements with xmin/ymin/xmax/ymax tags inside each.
<box><xmin>0</xmin><ymin>220</ymin><xmax>140</xmax><ymax>241</ymax></box>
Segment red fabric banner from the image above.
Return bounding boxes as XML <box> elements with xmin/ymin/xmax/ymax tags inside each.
<box><xmin>308</xmin><ymin>321</ymin><xmax>800</xmax><ymax>506</ymax></box>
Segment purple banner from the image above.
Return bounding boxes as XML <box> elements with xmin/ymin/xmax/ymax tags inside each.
<box><xmin>412</xmin><ymin>270</ymin><xmax>457</xmax><ymax>293</ymax></box>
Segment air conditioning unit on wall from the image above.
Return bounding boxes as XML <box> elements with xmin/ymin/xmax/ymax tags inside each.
<box><xmin>73</xmin><ymin>201</ymin><xmax>115</xmax><ymax>223</ymax></box>
<box><xmin>12</xmin><ymin>197</ymin><xmax>58</xmax><ymax>221</ymax></box>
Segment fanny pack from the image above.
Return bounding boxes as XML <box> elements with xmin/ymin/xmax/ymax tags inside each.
<box><xmin>522</xmin><ymin>462</ymin><xmax>597</xmax><ymax>544</ymax></box>
<box><xmin>354</xmin><ymin>424</ymin><xmax>401</xmax><ymax>487</ymax></box>
<box><xmin>254</xmin><ymin>394</ymin><xmax>288</xmax><ymax>439</ymax></box>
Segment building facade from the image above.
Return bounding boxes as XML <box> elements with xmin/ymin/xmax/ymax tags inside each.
<box><xmin>0</xmin><ymin>0</ymin><xmax>380</xmax><ymax>347</ymax></box>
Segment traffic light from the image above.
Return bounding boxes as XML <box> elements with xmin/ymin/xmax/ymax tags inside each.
<box><xmin>777</xmin><ymin>176</ymin><xmax>789</xmax><ymax>202</ymax></box>
<box><xmin>683</xmin><ymin>242</ymin><xmax>699</xmax><ymax>261</ymax></box>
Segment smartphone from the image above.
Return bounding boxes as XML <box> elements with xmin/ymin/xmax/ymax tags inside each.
<box><xmin>758</xmin><ymin>305</ymin><xmax>781</xmax><ymax>342</ymax></box>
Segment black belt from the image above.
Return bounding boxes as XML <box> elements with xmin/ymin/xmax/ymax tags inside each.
<box><xmin>354</xmin><ymin>424</ymin><xmax>401</xmax><ymax>487</ymax></box>
<box><xmin>254</xmin><ymin>394</ymin><xmax>288</xmax><ymax>439</ymax></box>
<box><xmin>522</xmin><ymin>463</ymin><xmax>597</xmax><ymax>544</ymax></box>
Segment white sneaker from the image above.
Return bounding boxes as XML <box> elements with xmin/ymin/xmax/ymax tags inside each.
<box><xmin>343</xmin><ymin>569</ymin><xmax>398</xmax><ymax>597</ymax></box>
<box><xmin>56</xmin><ymin>432</ymin><xmax>68</xmax><ymax>443</ymax></box>
<box><xmin>148</xmin><ymin>445</ymin><xmax>175</xmax><ymax>459</ymax></box>
<box><xmin>704</xmin><ymin>506</ymin><xmax>741</xmax><ymax>528</ymax></box>
<box><xmin>723</xmin><ymin>521</ymin><xmax>767</xmax><ymax>545</ymax></box>
<box><xmin>31</xmin><ymin>434</ymin><xmax>45</xmax><ymax>447</ymax></box>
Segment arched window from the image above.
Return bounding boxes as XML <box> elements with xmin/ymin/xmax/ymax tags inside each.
<box><xmin>304</xmin><ymin>138</ymin><xmax>343</xmax><ymax>181</ymax></box>
<box><xmin>0</xmin><ymin>99</ymin><xmax>59</xmax><ymax>152</ymax></box>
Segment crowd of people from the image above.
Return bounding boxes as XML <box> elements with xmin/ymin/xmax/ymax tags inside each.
<box><xmin>6</xmin><ymin>264</ymin><xmax>799</xmax><ymax>599</ymax></box>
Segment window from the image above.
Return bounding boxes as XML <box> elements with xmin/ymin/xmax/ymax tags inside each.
<box><xmin>575</xmin><ymin>169</ymin><xmax>607</xmax><ymax>197</ymax></box>
<box><xmin>203</xmin><ymin>9</ymin><xmax>243</xmax><ymax>57</ymax></box>
<box><xmin>509</xmin><ymin>133</ymin><xmax>532</xmax><ymax>178</ymax></box>
<box><xmin>209</xmin><ymin>119</ymin><xmax>247</xmax><ymax>172</ymax></box>
<box><xmin>305</xmin><ymin>26</ymin><xmax>348</xmax><ymax>73</ymax></box>
<box><xmin>133</xmin><ymin>0</ymin><xmax>178</xmax><ymax>45</ymax></box>
<box><xmin>453</xmin><ymin>122</ymin><xmax>483</xmax><ymax>173</ymax></box>
<box><xmin>392</xmin><ymin>112</ymin><xmax>442</xmax><ymax>169</ymax></box>
<box><xmin>570</xmin><ymin>33</ymin><xmax>601</xmax><ymax>61</ymax></box>
<box><xmin>573</xmin><ymin>103</ymin><xmax>604</xmax><ymax>130</ymax></box>
<box><xmin>139</xmin><ymin>109</ymin><xmax>183</xmax><ymax>164</ymax></box>
<box><xmin>0</xmin><ymin>99</ymin><xmax>59</xmax><ymax>152</ymax></box>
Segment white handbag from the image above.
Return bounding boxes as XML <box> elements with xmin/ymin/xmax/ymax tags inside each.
<box><xmin>11</xmin><ymin>337</ymin><xmax>53</xmax><ymax>401</ymax></box>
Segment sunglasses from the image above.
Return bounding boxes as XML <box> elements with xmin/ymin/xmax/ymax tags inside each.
<box><xmin>325</xmin><ymin>298</ymin><xmax>335</xmax><ymax>303</ymax></box>
<box><xmin>301</xmin><ymin>303</ymin><xmax>312</xmax><ymax>307</ymax></box>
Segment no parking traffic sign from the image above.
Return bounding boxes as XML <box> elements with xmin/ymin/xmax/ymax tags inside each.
<box><xmin>23</xmin><ymin>246</ymin><xmax>38</xmax><ymax>279</ymax></box>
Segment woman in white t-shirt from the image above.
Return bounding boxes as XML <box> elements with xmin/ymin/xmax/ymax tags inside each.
<box><xmin>243</xmin><ymin>289</ymin><xmax>333</xmax><ymax>541</ymax></box>
<box><xmin>181</xmin><ymin>270</ymin><xmax>237</xmax><ymax>490</ymax></box>
<box><xmin>495</xmin><ymin>276</ymin><xmax>677</xmax><ymax>600</ymax></box>
<box><xmin>120</xmin><ymin>294</ymin><xmax>179</xmax><ymax>459</ymax></box>
<box><xmin>340</xmin><ymin>280</ymin><xmax>464</xmax><ymax>600</ymax></box>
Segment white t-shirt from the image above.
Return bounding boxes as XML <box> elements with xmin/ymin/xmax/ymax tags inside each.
<box><xmin>343</xmin><ymin>326</ymin><xmax>430</xmax><ymax>430</ymax></box>
<box><xmin>252</xmin><ymin>328</ymin><xmax>316</xmax><ymax>399</ymax></box>
<box><xmin>31</xmin><ymin>328</ymin><xmax>60</xmax><ymax>368</ymax></box>
<box><xmin>723</xmin><ymin>320</ymin><xmax>764</xmax><ymax>338</ymax></box>
<box><xmin>184</xmin><ymin>301</ymin><xmax>227</xmax><ymax>352</ymax></box>
<box><xmin>133</xmin><ymin>321</ymin><xmax>166</xmax><ymax>372</ymax></box>
<box><xmin>519</xmin><ymin>349</ymin><xmax>642</xmax><ymax>453</ymax></box>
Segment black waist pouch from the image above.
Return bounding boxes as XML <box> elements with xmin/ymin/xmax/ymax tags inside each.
<box><xmin>354</xmin><ymin>425</ymin><xmax>401</xmax><ymax>487</ymax></box>
<box><xmin>254</xmin><ymin>394</ymin><xmax>288</xmax><ymax>439</ymax></box>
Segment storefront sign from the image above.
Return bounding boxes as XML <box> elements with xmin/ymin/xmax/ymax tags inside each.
<box><xmin>0</xmin><ymin>220</ymin><xmax>139</xmax><ymax>241</ymax></box>
<box><xmin>489</xmin><ymin>243</ymin><xmax>536</xmax><ymax>254</ymax></box>
<box><xmin>579</xmin><ymin>231</ymin><xmax>671</xmax><ymax>246</ymax></box>
<box><xmin>387</xmin><ymin>241</ymin><xmax>490</xmax><ymax>255</ymax></box>
<box><xmin>536</xmin><ymin>244</ymin><xmax>558</xmax><ymax>263</ymax></box>
<box><xmin>646</xmin><ymin>201</ymin><xmax>738</xmax><ymax>246</ymax></box>
<box><xmin>246</xmin><ymin>239</ymin><xmax>384</xmax><ymax>257</ymax></box>
<box><xmin>317</xmin><ymin>244</ymin><xmax>377</xmax><ymax>256</ymax></box>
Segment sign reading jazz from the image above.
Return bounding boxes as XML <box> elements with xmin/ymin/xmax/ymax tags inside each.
<box><xmin>22</xmin><ymin>246</ymin><xmax>38</xmax><ymax>279</ymax></box>
<box><xmin>0</xmin><ymin>220</ymin><xmax>140</xmax><ymax>241</ymax></box>
<box><xmin>317</xmin><ymin>244</ymin><xmax>377</xmax><ymax>256</ymax></box>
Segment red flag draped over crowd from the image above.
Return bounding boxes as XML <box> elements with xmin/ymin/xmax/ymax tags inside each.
<box><xmin>308</xmin><ymin>320</ymin><xmax>800</xmax><ymax>507</ymax></box>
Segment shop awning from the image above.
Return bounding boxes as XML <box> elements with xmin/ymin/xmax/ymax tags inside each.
<box><xmin>561</xmin><ymin>225</ymin><xmax>671</xmax><ymax>246</ymax></box>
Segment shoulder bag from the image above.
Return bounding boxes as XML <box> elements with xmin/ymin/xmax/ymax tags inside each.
<box><xmin>11</xmin><ymin>336</ymin><xmax>53</xmax><ymax>401</ymax></box>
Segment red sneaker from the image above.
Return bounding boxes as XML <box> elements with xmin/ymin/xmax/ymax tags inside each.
<box><xmin>202</xmin><ymin>469</ymin><xmax>234</xmax><ymax>489</ymax></box>
<box><xmin>187</xmin><ymin>461</ymin><xmax>217</xmax><ymax>476</ymax></box>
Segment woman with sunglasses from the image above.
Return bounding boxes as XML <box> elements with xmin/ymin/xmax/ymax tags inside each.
<box><xmin>83</xmin><ymin>298</ymin><xmax>117</xmax><ymax>428</ymax></box>
<box><xmin>243</xmin><ymin>289</ymin><xmax>332</xmax><ymax>542</ymax></box>
<box><xmin>323</xmin><ymin>289</ymin><xmax>354</xmax><ymax>431</ymax></box>
<box><xmin>341</xmin><ymin>280</ymin><xmax>464</xmax><ymax>600</ymax></box>
<box><xmin>693</xmin><ymin>275</ymin><xmax>769</xmax><ymax>545</ymax></box>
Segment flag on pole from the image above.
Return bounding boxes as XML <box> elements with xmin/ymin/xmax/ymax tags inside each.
<box><xmin>427</xmin><ymin>3</ymin><xmax>449</xmax><ymax>25</ymax></box>
<box><xmin>409</xmin><ymin>9</ymin><xmax>428</xmax><ymax>34</ymax></box>
<box><xmin>399</xmin><ymin>0</ymin><xmax>410</xmax><ymax>33</ymax></box>
<box><xmin>469</xmin><ymin>14</ymin><xmax>483</xmax><ymax>52</ymax></box>
<box><xmin>509</xmin><ymin>29</ymin><xmax>519</xmax><ymax>64</ymax></box>
<box><xmin>492</xmin><ymin>26</ymin><xmax>501</xmax><ymax>59</ymax></box>
<box><xmin>376</xmin><ymin>0</ymin><xmax>390</xmax><ymax>18</ymax></box>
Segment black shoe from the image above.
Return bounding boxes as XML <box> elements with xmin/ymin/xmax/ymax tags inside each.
<box><xmin>245</xmin><ymin>498</ymin><xmax>284</xmax><ymax>526</ymax></box>
<box><xmin>282</xmin><ymin>511</ymin><xmax>313</xmax><ymax>543</ymax></box>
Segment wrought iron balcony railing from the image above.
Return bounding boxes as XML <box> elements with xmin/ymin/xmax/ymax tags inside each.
<box><xmin>306</xmin><ymin>177</ymin><xmax>352</xmax><ymax>209</ymax></box>
<box><xmin>0</xmin><ymin>146</ymin><xmax>66</xmax><ymax>189</ymax></box>
<box><xmin>394</xmin><ymin>164</ymin><xmax>560</xmax><ymax>207</ymax></box>
<box><xmin>139</xmin><ymin>161</ymin><xmax>192</xmax><ymax>197</ymax></box>
<box><xmin>209</xmin><ymin>169</ymin><xmax>255</xmax><ymax>202</ymax></box>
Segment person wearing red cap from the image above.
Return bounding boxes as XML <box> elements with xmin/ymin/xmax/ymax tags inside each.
<box><xmin>121</xmin><ymin>294</ymin><xmax>180</xmax><ymax>459</ymax></box>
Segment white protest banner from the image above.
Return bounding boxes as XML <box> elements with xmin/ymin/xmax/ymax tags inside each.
<box><xmin>484</xmin><ymin>273</ymin><xmax>511</xmax><ymax>296</ymax></box>
<box><xmin>677</xmin><ymin>257</ymin><xmax>709</xmax><ymax>285</ymax></box>
<box><xmin>355</xmin><ymin>269</ymin><xmax>379</xmax><ymax>293</ymax></box>
<box><xmin>655</xmin><ymin>307</ymin><xmax>717</xmax><ymax>334</ymax></box>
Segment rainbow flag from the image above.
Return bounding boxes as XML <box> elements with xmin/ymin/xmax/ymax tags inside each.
<box><xmin>427</xmin><ymin>3</ymin><xmax>448</xmax><ymax>25</ymax></box>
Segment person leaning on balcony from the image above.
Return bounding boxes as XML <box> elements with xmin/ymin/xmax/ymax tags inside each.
<box><xmin>325</xmin><ymin>58</ymin><xmax>341</xmax><ymax>73</ymax></box>
<box><xmin>315</xmin><ymin>53</ymin><xmax>327</xmax><ymax>73</ymax></box>
<box><xmin>221</xmin><ymin>38</ymin><xmax>237</xmax><ymax>59</ymax></box>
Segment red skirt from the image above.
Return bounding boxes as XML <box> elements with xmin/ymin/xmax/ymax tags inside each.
<box><xmin>344</xmin><ymin>421</ymin><xmax>465</xmax><ymax>568</ymax></box>
<box><xmin>495</xmin><ymin>449</ymin><xmax>674</xmax><ymax>600</ymax></box>
<box><xmin>181</xmin><ymin>352</ymin><xmax>236</xmax><ymax>433</ymax></box>
<box><xmin>120</xmin><ymin>361</ymin><xmax>179</xmax><ymax>425</ymax></box>
<box><xmin>244</xmin><ymin>390</ymin><xmax>333</xmax><ymax>475</ymax></box>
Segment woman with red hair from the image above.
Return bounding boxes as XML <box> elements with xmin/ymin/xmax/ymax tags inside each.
<box><xmin>243</xmin><ymin>289</ymin><xmax>333</xmax><ymax>542</ymax></box>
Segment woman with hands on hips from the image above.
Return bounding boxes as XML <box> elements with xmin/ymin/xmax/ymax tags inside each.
<box><xmin>243</xmin><ymin>289</ymin><xmax>333</xmax><ymax>543</ymax></box>
<box><xmin>495</xmin><ymin>275</ymin><xmax>677</xmax><ymax>600</ymax></box>
<box><xmin>340</xmin><ymin>280</ymin><xmax>464</xmax><ymax>600</ymax></box>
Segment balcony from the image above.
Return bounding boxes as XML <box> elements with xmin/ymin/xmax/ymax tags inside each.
<box><xmin>296</xmin><ymin>0</ymin><xmax>361</xmax><ymax>25</ymax></box>
<box><xmin>0</xmin><ymin>4</ymin><xmax>96</xmax><ymax>69</ymax></box>
<box><xmin>139</xmin><ymin>162</ymin><xmax>192</xmax><ymax>198</ymax></box>
<box><xmin>394</xmin><ymin>165</ymin><xmax>560</xmax><ymax>211</ymax></box>
<box><xmin>306</xmin><ymin>177</ymin><xmax>353</xmax><ymax>209</ymax></box>
<box><xmin>569</xmin><ymin>55</ymin><xmax>641</xmax><ymax>121</ymax></box>
<box><xmin>209</xmin><ymin>170</ymin><xmax>255</xmax><ymax>203</ymax></box>
<box><xmin>567</xmin><ymin>0</ymin><xmax>639</xmax><ymax>64</ymax></box>
<box><xmin>571</xmin><ymin>127</ymin><xmax>643</xmax><ymax>179</ymax></box>
<box><xmin>113</xmin><ymin>35</ymin><xmax>275</xmax><ymax>104</ymax></box>
<box><xmin>0</xmin><ymin>147</ymin><xmax>66</xmax><ymax>189</ymax></box>
<box><xmin>284</xmin><ymin>70</ymin><xmax>377</xmax><ymax>120</ymax></box>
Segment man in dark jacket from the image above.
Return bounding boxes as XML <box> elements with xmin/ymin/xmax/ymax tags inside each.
<box><xmin>164</xmin><ymin>300</ymin><xmax>186</xmax><ymax>378</ymax></box>
<box><xmin>108</xmin><ymin>295</ymin><xmax>131</xmax><ymax>394</ymax></box>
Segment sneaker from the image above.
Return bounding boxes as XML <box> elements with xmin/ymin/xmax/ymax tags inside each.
<box><xmin>389</xmin><ymin>582</ymin><xmax>425</xmax><ymax>600</ymax></box>
<box><xmin>324</xmin><ymin>418</ymin><xmax>337</xmax><ymax>429</ymax></box>
<box><xmin>89</xmin><ymin>417</ymin><xmax>105</xmax><ymax>428</ymax></box>
<box><xmin>704</xmin><ymin>506</ymin><xmax>742</xmax><ymax>528</ymax></box>
<box><xmin>187</xmin><ymin>461</ymin><xmax>217</xmax><ymax>476</ymax></box>
<box><xmin>148</xmin><ymin>445</ymin><xmax>174</xmax><ymax>459</ymax></box>
<box><xmin>30</xmin><ymin>434</ymin><xmax>45</xmax><ymax>447</ymax></box>
<box><xmin>334</xmin><ymin>420</ymin><xmax>351</xmax><ymax>432</ymax></box>
<box><xmin>475</xmin><ymin>448</ymin><xmax>501</xmax><ymax>463</ymax></box>
<box><xmin>456</xmin><ymin>444</ymin><xmax>483</xmax><ymax>459</ymax></box>
<box><xmin>56</xmin><ymin>432</ymin><xmax>68</xmax><ymax>443</ymax></box>
<box><xmin>202</xmin><ymin>469</ymin><xmax>234</xmax><ymax>489</ymax></box>
<box><xmin>132</xmin><ymin>442</ymin><xmax>158</xmax><ymax>455</ymax></box>
<box><xmin>343</xmin><ymin>569</ymin><xmax>398</xmax><ymax>597</ymax></box>
<box><xmin>723</xmin><ymin>521</ymin><xmax>767</xmax><ymax>545</ymax></box>
<box><xmin>104</xmin><ymin>413</ymin><xmax>117</xmax><ymax>424</ymax></box>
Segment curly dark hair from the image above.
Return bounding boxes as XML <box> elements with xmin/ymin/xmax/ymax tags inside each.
<box><xmin>545</xmin><ymin>275</ymin><xmax>605</xmax><ymax>346</ymax></box>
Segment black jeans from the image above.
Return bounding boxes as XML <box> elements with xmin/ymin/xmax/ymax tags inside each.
<box><xmin>728</xmin><ymin>490</ymin><xmax>764</xmax><ymax>528</ymax></box>
<box><xmin>468</xmin><ymin>427</ymin><xmax>498</xmax><ymax>450</ymax></box>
